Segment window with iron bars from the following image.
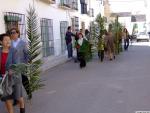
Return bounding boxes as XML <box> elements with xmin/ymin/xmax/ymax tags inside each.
<box><xmin>71</xmin><ymin>17</ymin><xmax>79</xmax><ymax>32</ymax></box>
<box><xmin>40</xmin><ymin>18</ymin><xmax>54</xmax><ymax>57</ymax></box>
<box><xmin>81</xmin><ymin>2</ymin><xmax>87</xmax><ymax>14</ymax></box>
<box><xmin>89</xmin><ymin>8</ymin><xmax>94</xmax><ymax>17</ymax></box>
<box><xmin>60</xmin><ymin>21</ymin><xmax>68</xmax><ymax>53</ymax></box>
<box><xmin>4</xmin><ymin>12</ymin><xmax>26</xmax><ymax>38</ymax></box>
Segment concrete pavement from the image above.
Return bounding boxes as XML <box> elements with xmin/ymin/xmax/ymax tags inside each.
<box><xmin>1</xmin><ymin>42</ymin><xmax>150</xmax><ymax>113</ymax></box>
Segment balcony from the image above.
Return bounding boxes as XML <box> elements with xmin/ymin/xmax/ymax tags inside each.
<box><xmin>59</xmin><ymin>0</ymin><xmax>78</xmax><ymax>10</ymax></box>
<box><xmin>59</xmin><ymin>0</ymin><xmax>71</xmax><ymax>9</ymax></box>
<box><xmin>40</xmin><ymin>0</ymin><xmax>55</xmax><ymax>4</ymax></box>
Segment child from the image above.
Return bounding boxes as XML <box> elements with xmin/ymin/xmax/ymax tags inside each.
<box><xmin>98</xmin><ymin>35</ymin><xmax>105</xmax><ymax>62</ymax></box>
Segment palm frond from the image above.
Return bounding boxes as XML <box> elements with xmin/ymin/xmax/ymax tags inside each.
<box><xmin>26</xmin><ymin>5</ymin><xmax>43</xmax><ymax>95</ymax></box>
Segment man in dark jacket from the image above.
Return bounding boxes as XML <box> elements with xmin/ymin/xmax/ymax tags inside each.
<box><xmin>65</xmin><ymin>26</ymin><xmax>75</xmax><ymax>58</ymax></box>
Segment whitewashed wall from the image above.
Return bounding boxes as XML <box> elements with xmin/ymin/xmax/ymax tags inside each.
<box><xmin>0</xmin><ymin>0</ymin><xmax>103</xmax><ymax>71</ymax></box>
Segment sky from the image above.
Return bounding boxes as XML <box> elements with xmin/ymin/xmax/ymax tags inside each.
<box><xmin>107</xmin><ymin>0</ymin><xmax>150</xmax><ymax>33</ymax></box>
<box><xmin>108</xmin><ymin>0</ymin><xmax>147</xmax><ymax>14</ymax></box>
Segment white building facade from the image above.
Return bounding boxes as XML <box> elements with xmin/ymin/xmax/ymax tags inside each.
<box><xmin>0</xmin><ymin>0</ymin><xmax>104</xmax><ymax>71</ymax></box>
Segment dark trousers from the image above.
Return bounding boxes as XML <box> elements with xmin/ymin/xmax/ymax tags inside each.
<box><xmin>74</xmin><ymin>48</ymin><xmax>79</xmax><ymax>62</ymax></box>
<box><xmin>78</xmin><ymin>52</ymin><xmax>86</xmax><ymax>68</ymax></box>
<box><xmin>77</xmin><ymin>49</ymin><xmax>80</xmax><ymax>60</ymax></box>
<box><xmin>22</xmin><ymin>74</ymin><xmax>30</xmax><ymax>96</ymax></box>
<box><xmin>124</xmin><ymin>39</ymin><xmax>129</xmax><ymax>50</ymax></box>
<box><xmin>67</xmin><ymin>43</ymin><xmax>73</xmax><ymax>58</ymax></box>
<box><xmin>98</xmin><ymin>50</ymin><xmax>104</xmax><ymax>61</ymax></box>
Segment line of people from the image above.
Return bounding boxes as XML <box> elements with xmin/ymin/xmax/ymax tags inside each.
<box><xmin>0</xmin><ymin>28</ymin><xmax>31</xmax><ymax>113</ymax></box>
<box><xmin>98</xmin><ymin>27</ymin><xmax>130</xmax><ymax>62</ymax></box>
<box><xmin>65</xmin><ymin>26</ymin><xmax>116</xmax><ymax>66</ymax></box>
<box><xmin>65</xmin><ymin>26</ymin><xmax>130</xmax><ymax>65</ymax></box>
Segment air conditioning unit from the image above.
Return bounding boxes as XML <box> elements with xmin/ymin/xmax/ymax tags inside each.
<box><xmin>40</xmin><ymin>0</ymin><xmax>55</xmax><ymax>4</ymax></box>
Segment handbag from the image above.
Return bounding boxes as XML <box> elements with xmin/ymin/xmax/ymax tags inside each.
<box><xmin>0</xmin><ymin>72</ymin><xmax>13</xmax><ymax>99</ymax></box>
<box><xmin>0</xmin><ymin>73</ymin><xmax>7</xmax><ymax>96</ymax></box>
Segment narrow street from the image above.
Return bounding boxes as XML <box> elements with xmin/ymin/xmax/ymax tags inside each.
<box><xmin>1</xmin><ymin>42</ymin><xmax>150</xmax><ymax>113</ymax></box>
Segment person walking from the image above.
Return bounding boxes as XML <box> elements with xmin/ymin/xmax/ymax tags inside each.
<box><xmin>98</xmin><ymin>30</ymin><xmax>107</xmax><ymax>62</ymax></box>
<box><xmin>123</xmin><ymin>28</ymin><xmax>129</xmax><ymax>51</ymax></box>
<box><xmin>8</xmin><ymin>28</ymin><xmax>31</xmax><ymax>101</ymax></box>
<box><xmin>106</xmin><ymin>31</ymin><xmax>115</xmax><ymax>60</ymax></box>
<box><xmin>75</xmin><ymin>33</ymin><xmax>88</xmax><ymax>68</ymax></box>
<box><xmin>0</xmin><ymin>33</ymin><xmax>25</xmax><ymax>113</ymax></box>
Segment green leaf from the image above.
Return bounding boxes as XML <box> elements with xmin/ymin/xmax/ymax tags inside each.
<box><xmin>26</xmin><ymin>5</ymin><xmax>43</xmax><ymax>95</ymax></box>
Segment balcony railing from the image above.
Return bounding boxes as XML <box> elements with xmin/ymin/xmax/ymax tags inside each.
<box><xmin>59</xmin><ymin>0</ymin><xmax>71</xmax><ymax>9</ymax></box>
<box><xmin>59</xmin><ymin>0</ymin><xmax>78</xmax><ymax>10</ymax></box>
<box><xmin>40</xmin><ymin>0</ymin><xmax>56</xmax><ymax>4</ymax></box>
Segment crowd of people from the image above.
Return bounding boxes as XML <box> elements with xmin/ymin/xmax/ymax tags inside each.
<box><xmin>65</xmin><ymin>26</ymin><xmax>130</xmax><ymax>67</ymax></box>
<box><xmin>0</xmin><ymin>28</ymin><xmax>31</xmax><ymax>113</ymax></box>
<box><xmin>0</xmin><ymin>25</ymin><xmax>130</xmax><ymax>113</ymax></box>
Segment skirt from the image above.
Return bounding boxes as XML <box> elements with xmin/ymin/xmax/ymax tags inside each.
<box><xmin>1</xmin><ymin>74</ymin><xmax>23</xmax><ymax>101</ymax></box>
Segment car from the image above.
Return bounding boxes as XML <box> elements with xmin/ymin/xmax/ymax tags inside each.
<box><xmin>131</xmin><ymin>34</ymin><xmax>137</xmax><ymax>40</ymax></box>
<box><xmin>136</xmin><ymin>32</ymin><xmax>149</xmax><ymax>42</ymax></box>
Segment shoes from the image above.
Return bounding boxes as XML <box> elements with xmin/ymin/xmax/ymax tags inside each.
<box><xmin>114</xmin><ymin>56</ymin><xmax>115</xmax><ymax>59</ymax></box>
<box><xmin>80</xmin><ymin>64</ymin><xmax>83</xmax><ymax>68</ymax></box>
<box><xmin>20</xmin><ymin>108</ymin><xmax>25</xmax><ymax>113</ymax></box>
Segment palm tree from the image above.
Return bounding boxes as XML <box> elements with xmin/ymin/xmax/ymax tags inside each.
<box><xmin>26</xmin><ymin>5</ymin><xmax>43</xmax><ymax>96</ymax></box>
<box><xmin>6</xmin><ymin>5</ymin><xmax>44</xmax><ymax>98</ymax></box>
<box><xmin>89</xmin><ymin>21</ymin><xmax>99</xmax><ymax>53</ymax></box>
<box><xmin>95</xmin><ymin>14</ymin><xmax>106</xmax><ymax>58</ymax></box>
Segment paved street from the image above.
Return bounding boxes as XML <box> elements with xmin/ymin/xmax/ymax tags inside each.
<box><xmin>1</xmin><ymin>42</ymin><xmax>150</xmax><ymax>113</ymax></box>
